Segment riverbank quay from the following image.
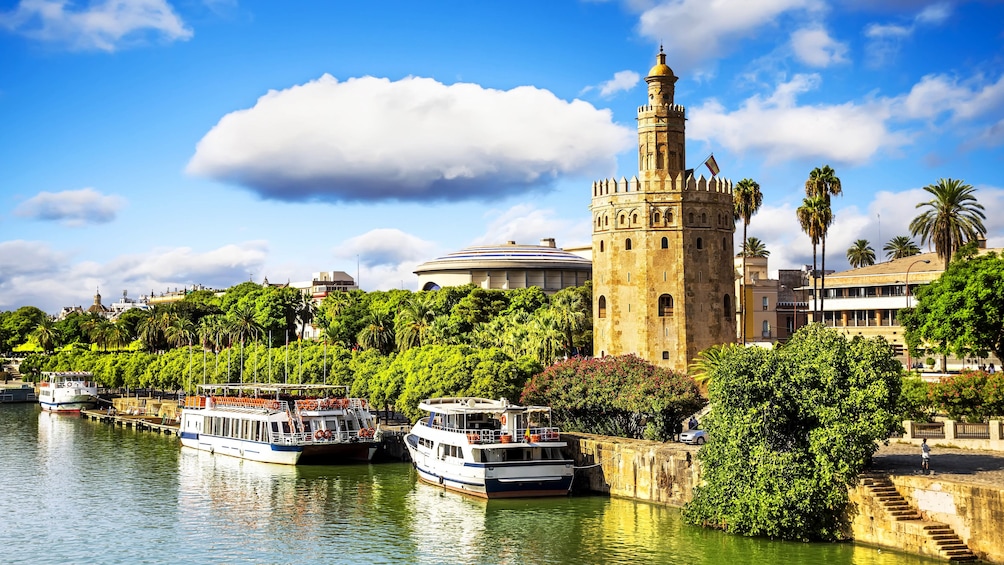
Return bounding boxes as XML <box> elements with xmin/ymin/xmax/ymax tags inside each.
<box><xmin>564</xmin><ymin>433</ymin><xmax>1003</xmax><ymax>563</ymax></box>
<box><xmin>81</xmin><ymin>407</ymin><xmax>179</xmax><ymax>435</ymax></box>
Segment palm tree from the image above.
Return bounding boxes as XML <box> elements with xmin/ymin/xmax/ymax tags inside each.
<box><xmin>549</xmin><ymin>289</ymin><xmax>587</xmax><ymax>356</ymax></box>
<box><xmin>797</xmin><ymin>195</ymin><xmax>830</xmax><ymax>322</ymax></box>
<box><xmin>395</xmin><ymin>293</ymin><xmax>436</xmax><ymax>351</ymax></box>
<box><xmin>846</xmin><ymin>239</ymin><xmax>876</xmax><ymax>268</ymax></box>
<box><xmin>228</xmin><ymin>303</ymin><xmax>262</xmax><ymax>345</ymax></box>
<box><xmin>733</xmin><ymin>177</ymin><xmax>763</xmax><ymax>345</ymax></box>
<box><xmin>689</xmin><ymin>343</ymin><xmax>733</xmax><ymax>385</ymax></box>
<box><xmin>357</xmin><ymin>310</ymin><xmax>395</xmax><ymax>355</ymax></box>
<box><xmin>909</xmin><ymin>178</ymin><xmax>986</xmax><ymax>267</ymax></box>
<box><xmin>165</xmin><ymin>318</ymin><xmax>196</xmax><ymax>349</ymax></box>
<box><xmin>31</xmin><ymin>317</ymin><xmax>59</xmax><ymax>353</ymax></box>
<box><xmin>294</xmin><ymin>292</ymin><xmax>316</xmax><ymax>341</ymax></box>
<box><xmin>805</xmin><ymin>165</ymin><xmax>842</xmax><ymax>318</ymax></box>
<box><xmin>742</xmin><ymin>237</ymin><xmax>770</xmax><ymax>258</ymax></box>
<box><xmin>883</xmin><ymin>235</ymin><xmax>920</xmax><ymax>260</ymax></box>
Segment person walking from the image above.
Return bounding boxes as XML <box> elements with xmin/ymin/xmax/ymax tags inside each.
<box><xmin>921</xmin><ymin>438</ymin><xmax>931</xmax><ymax>474</ymax></box>
<box><xmin>688</xmin><ymin>416</ymin><xmax>699</xmax><ymax>430</ymax></box>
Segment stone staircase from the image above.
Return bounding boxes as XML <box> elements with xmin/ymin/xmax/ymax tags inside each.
<box><xmin>860</xmin><ymin>475</ymin><xmax>979</xmax><ymax>562</ymax></box>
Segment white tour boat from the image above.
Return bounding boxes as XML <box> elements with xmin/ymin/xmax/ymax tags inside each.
<box><xmin>37</xmin><ymin>372</ymin><xmax>98</xmax><ymax>412</ymax></box>
<box><xmin>405</xmin><ymin>397</ymin><xmax>573</xmax><ymax>498</ymax></box>
<box><xmin>178</xmin><ymin>383</ymin><xmax>380</xmax><ymax>465</ymax></box>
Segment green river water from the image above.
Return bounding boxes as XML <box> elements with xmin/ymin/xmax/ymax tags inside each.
<box><xmin>0</xmin><ymin>403</ymin><xmax>943</xmax><ymax>564</ymax></box>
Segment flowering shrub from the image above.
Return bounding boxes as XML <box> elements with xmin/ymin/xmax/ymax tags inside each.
<box><xmin>520</xmin><ymin>354</ymin><xmax>705</xmax><ymax>441</ymax></box>
<box><xmin>929</xmin><ymin>370</ymin><xmax>1004</xmax><ymax>422</ymax></box>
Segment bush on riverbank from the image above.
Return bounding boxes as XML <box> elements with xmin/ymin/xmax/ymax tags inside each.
<box><xmin>520</xmin><ymin>354</ymin><xmax>705</xmax><ymax>441</ymax></box>
<box><xmin>683</xmin><ymin>324</ymin><xmax>902</xmax><ymax>541</ymax></box>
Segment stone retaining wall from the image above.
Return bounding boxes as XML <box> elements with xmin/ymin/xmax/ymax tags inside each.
<box><xmin>563</xmin><ymin>433</ymin><xmax>699</xmax><ymax>507</ymax></box>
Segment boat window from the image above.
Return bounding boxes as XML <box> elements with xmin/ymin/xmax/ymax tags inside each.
<box><xmin>472</xmin><ymin>449</ymin><xmax>484</xmax><ymax>463</ymax></box>
<box><xmin>302</xmin><ymin>421</ymin><xmax>312</xmax><ymax>432</ymax></box>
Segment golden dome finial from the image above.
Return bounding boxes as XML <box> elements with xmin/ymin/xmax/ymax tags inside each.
<box><xmin>647</xmin><ymin>46</ymin><xmax>674</xmax><ymax>78</ymax></box>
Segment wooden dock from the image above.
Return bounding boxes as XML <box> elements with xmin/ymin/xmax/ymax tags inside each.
<box><xmin>81</xmin><ymin>409</ymin><xmax>179</xmax><ymax>436</ymax></box>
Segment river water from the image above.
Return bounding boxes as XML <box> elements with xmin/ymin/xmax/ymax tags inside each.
<box><xmin>1</xmin><ymin>403</ymin><xmax>940</xmax><ymax>565</ymax></box>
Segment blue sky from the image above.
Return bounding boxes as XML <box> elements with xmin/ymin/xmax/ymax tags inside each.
<box><xmin>2</xmin><ymin>0</ymin><xmax>1003</xmax><ymax>314</ymax></box>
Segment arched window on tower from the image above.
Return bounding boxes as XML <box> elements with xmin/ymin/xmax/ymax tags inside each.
<box><xmin>697</xmin><ymin>238</ymin><xmax>703</xmax><ymax>250</ymax></box>
<box><xmin>596</xmin><ymin>217</ymin><xmax>602</xmax><ymax>228</ymax></box>
<box><xmin>722</xmin><ymin>237</ymin><xmax>727</xmax><ymax>250</ymax></box>
<box><xmin>619</xmin><ymin>215</ymin><xmax>625</xmax><ymax>225</ymax></box>
<box><xmin>661</xmin><ymin>237</ymin><xmax>668</xmax><ymax>249</ymax></box>
<box><xmin>598</xmin><ymin>296</ymin><xmax>607</xmax><ymax>318</ymax></box>
<box><xmin>599</xmin><ymin>240</ymin><xmax>604</xmax><ymax>252</ymax></box>
<box><xmin>604</xmin><ymin>216</ymin><xmax>609</xmax><ymax>226</ymax></box>
<box><xmin>701</xmin><ymin>213</ymin><xmax>707</xmax><ymax>223</ymax></box>
<box><xmin>632</xmin><ymin>213</ymin><xmax>638</xmax><ymax>224</ymax></box>
<box><xmin>658</xmin><ymin>294</ymin><xmax>674</xmax><ymax>316</ymax></box>
<box><xmin>688</xmin><ymin>212</ymin><xmax>694</xmax><ymax>224</ymax></box>
<box><xmin>668</xmin><ymin>211</ymin><xmax>674</xmax><ymax>223</ymax></box>
<box><xmin>625</xmin><ymin>238</ymin><xmax>632</xmax><ymax>250</ymax></box>
<box><xmin>724</xmin><ymin>295</ymin><xmax>732</xmax><ymax>320</ymax></box>
<box><xmin>654</xmin><ymin>212</ymin><xmax>661</xmax><ymax>224</ymax></box>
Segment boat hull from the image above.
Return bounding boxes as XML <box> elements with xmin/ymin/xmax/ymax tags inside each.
<box><xmin>411</xmin><ymin>457</ymin><xmax>573</xmax><ymax>499</ymax></box>
<box><xmin>179</xmin><ymin>432</ymin><xmax>302</xmax><ymax>465</ymax></box>
<box><xmin>40</xmin><ymin>394</ymin><xmax>98</xmax><ymax>412</ymax></box>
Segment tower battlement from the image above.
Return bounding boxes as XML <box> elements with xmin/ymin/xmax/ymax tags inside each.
<box><xmin>637</xmin><ymin>104</ymin><xmax>685</xmax><ymax>116</ymax></box>
<box><xmin>591</xmin><ymin>172</ymin><xmax>733</xmax><ymax>198</ymax></box>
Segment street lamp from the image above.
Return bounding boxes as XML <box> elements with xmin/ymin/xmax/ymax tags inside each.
<box><xmin>905</xmin><ymin>258</ymin><xmax>931</xmax><ymax>370</ymax></box>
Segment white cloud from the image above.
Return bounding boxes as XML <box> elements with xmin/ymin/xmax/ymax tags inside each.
<box><xmin>187</xmin><ymin>74</ymin><xmax>633</xmax><ymax>203</ymax></box>
<box><xmin>334</xmin><ymin>228</ymin><xmax>437</xmax><ymax>268</ymax></box>
<box><xmin>0</xmin><ymin>0</ymin><xmax>192</xmax><ymax>51</ymax></box>
<box><xmin>14</xmin><ymin>187</ymin><xmax>125</xmax><ymax>226</ymax></box>
<box><xmin>0</xmin><ymin>241</ymin><xmax>268</xmax><ymax>314</ymax></box>
<box><xmin>595</xmin><ymin>70</ymin><xmax>641</xmax><ymax>97</ymax></box>
<box><xmin>864</xmin><ymin>2</ymin><xmax>952</xmax><ymax>67</ymax></box>
<box><xmin>472</xmin><ymin>204</ymin><xmax>591</xmax><ymax>249</ymax></box>
<box><xmin>636</xmin><ymin>0</ymin><xmax>820</xmax><ymax>70</ymax></box>
<box><xmin>894</xmin><ymin>73</ymin><xmax>1004</xmax><ymax>145</ymax></box>
<box><xmin>689</xmin><ymin>74</ymin><xmax>910</xmax><ymax>164</ymax></box>
<box><xmin>790</xmin><ymin>26</ymin><xmax>848</xmax><ymax>67</ymax></box>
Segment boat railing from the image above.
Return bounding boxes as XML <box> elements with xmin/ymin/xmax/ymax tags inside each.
<box><xmin>201</xmin><ymin>396</ymin><xmax>289</xmax><ymax>412</ymax></box>
<box><xmin>459</xmin><ymin>426</ymin><xmax>562</xmax><ymax>444</ymax></box>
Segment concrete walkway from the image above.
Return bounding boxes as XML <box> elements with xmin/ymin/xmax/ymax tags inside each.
<box><xmin>870</xmin><ymin>441</ymin><xmax>1004</xmax><ymax>487</ymax></box>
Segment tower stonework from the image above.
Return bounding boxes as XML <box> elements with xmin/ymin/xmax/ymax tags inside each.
<box><xmin>591</xmin><ymin>48</ymin><xmax>736</xmax><ymax>371</ymax></box>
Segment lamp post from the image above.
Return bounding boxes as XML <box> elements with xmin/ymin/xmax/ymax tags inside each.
<box><xmin>904</xmin><ymin>259</ymin><xmax>931</xmax><ymax>370</ymax></box>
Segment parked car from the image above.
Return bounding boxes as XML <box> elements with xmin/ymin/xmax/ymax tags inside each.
<box><xmin>679</xmin><ymin>429</ymin><xmax>707</xmax><ymax>445</ymax></box>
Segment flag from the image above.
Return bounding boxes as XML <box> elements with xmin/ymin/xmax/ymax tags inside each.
<box><xmin>524</xmin><ymin>426</ymin><xmax>531</xmax><ymax>442</ymax></box>
<box><xmin>704</xmin><ymin>154</ymin><xmax>720</xmax><ymax>177</ymax></box>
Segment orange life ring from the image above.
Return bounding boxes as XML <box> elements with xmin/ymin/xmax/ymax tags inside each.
<box><xmin>267</xmin><ymin>400</ymin><xmax>279</xmax><ymax>410</ymax></box>
<box><xmin>323</xmin><ymin>429</ymin><xmax>332</xmax><ymax>439</ymax></box>
<box><xmin>314</xmin><ymin>429</ymin><xmax>324</xmax><ymax>440</ymax></box>
<box><xmin>500</xmin><ymin>414</ymin><xmax>507</xmax><ymax>426</ymax></box>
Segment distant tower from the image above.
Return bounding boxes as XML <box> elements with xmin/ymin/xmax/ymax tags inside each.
<box><xmin>590</xmin><ymin>47</ymin><xmax>736</xmax><ymax>371</ymax></box>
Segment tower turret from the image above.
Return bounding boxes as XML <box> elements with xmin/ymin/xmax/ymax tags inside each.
<box><xmin>638</xmin><ymin>46</ymin><xmax>686</xmax><ymax>177</ymax></box>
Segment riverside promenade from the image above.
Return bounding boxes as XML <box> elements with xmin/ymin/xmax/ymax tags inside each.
<box><xmin>871</xmin><ymin>441</ymin><xmax>1004</xmax><ymax>486</ymax></box>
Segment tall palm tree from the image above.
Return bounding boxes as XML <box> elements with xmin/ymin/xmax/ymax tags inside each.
<box><xmin>294</xmin><ymin>292</ymin><xmax>316</xmax><ymax>341</ymax></box>
<box><xmin>742</xmin><ymin>237</ymin><xmax>770</xmax><ymax>258</ymax></box>
<box><xmin>228</xmin><ymin>303</ymin><xmax>262</xmax><ymax>345</ymax></box>
<box><xmin>846</xmin><ymin>239</ymin><xmax>876</xmax><ymax>268</ymax></box>
<box><xmin>883</xmin><ymin>235</ymin><xmax>921</xmax><ymax>260</ymax></box>
<box><xmin>357</xmin><ymin>310</ymin><xmax>395</xmax><ymax>355</ymax></box>
<box><xmin>165</xmin><ymin>318</ymin><xmax>196</xmax><ymax>349</ymax></box>
<box><xmin>805</xmin><ymin>165</ymin><xmax>842</xmax><ymax>318</ymax></box>
<box><xmin>797</xmin><ymin>195</ymin><xmax>830</xmax><ymax>322</ymax></box>
<box><xmin>549</xmin><ymin>289</ymin><xmax>587</xmax><ymax>356</ymax></box>
<box><xmin>395</xmin><ymin>293</ymin><xmax>436</xmax><ymax>351</ymax></box>
<box><xmin>909</xmin><ymin>178</ymin><xmax>986</xmax><ymax>267</ymax></box>
<box><xmin>733</xmin><ymin>177</ymin><xmax>763</xmax><ymax>345</ymax></box>
<box><xmin>31</xmin><ymin>317</ymin><xmax>59</xmax><ymax>353</ymax></box>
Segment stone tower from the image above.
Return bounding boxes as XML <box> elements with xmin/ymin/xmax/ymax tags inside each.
<box><xmin>590</xmin><ymin>48</ymin><xmax>736</xmax><ymax>371</ymax></box>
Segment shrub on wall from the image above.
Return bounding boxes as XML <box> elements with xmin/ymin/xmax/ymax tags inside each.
<box><xmin>929</xmin><ymin>370</ymin><xmax>1004</xmax><ymax>422</ymax></box>
<box><xmin>683</xmin><ymin>324</ymin><xmax>902</xmax><ymax>541</ymax></box>
<box><xmin>520</xmin><ymin>354</ymin><xmax>705</xmax><ymax>441</ymax></box>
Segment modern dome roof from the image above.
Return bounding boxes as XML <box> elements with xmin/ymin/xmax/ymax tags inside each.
<box><xmin>414</xmin><ymin>240</ymin><xmax>591</xmax><ymax>274</ymax></box>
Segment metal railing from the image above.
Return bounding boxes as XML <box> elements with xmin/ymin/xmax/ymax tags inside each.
<box><xmin>911</xmin><ymin>422</ymin><xmax>945</xmax><ymax>439</ymax></box>
<box><xmin>956</xmin><ymin>422</ymin><xmax>991</xmax><ymax>440</ymax></box>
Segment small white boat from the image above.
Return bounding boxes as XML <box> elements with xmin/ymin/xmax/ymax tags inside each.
<box><xmin>178</xmin><ymin>384</ymin><xmax>380</xmax><ymax>466</ymax></box>
<box><xmin>405</xmin><ymin>397</ymin><xmax>573</xmax><ymax>498</ymax></box>
<box><xmin>37</xmin><ymin>372</ymin><xmax>98</xmax><ymax>412</ymax></box>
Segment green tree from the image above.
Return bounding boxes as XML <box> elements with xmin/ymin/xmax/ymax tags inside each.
<box><xmin>521</xmin><ymin>354</ymin><xmax>705</xmax><ymax>441</ymax></box>
<box><xmin>395</xmin><ymin>292</ymin><xmax>436</xmax><ymax>351</ymax></box>
<box><xmin>741</xmin><ymin>237</ymin><xmax>769</xmax><ymax>258</ymax></box>
<box><xmin>688</xmin><ymin>343</ymin><xmax>735</xmax><ymax>385</ymax></box>
<box><xmin>904</xmin><ymin>249</ymin><xmax>1004</xmax><ymax>364</ymax></box>
<box><xmin>797</xmin><ymin>195</ymin><xmax>830</xmax><ymax>321</ymax></box>
<box><xmin>1</xmin><ymin>306</ymin><xmax>47</xmax><ymax>350</ymax></box>
<box><xmin>31</xmin><ymin>317</ymin><xmax>60</xmax><ymax>353</ymax></box>
<box><xmin>734</xmin><ymin>177</ymin><xmax>763</xmax><ymax>345</ymax></box>
<box><xmin>805</xmin><ymin>165</ymin><xmax>842</xmax><ymax>320</ymax></box>
<box><xmin>549</xmin><ymin>287</ymin><xmax>588</xmax><ymax>357</ymax></box>
<box><xmin>846</xmin><ymin>239</ymin><xmax>876</xmax><ymax>268</ymax></box>
<box><xmin>883</xmin><ymin>235</ymin><xmax>920</xmax><ymax>261</ymax></box>
<box><xmin>357</xmin><ymin>309</ymin><xmax>395</xmax><ymax>355</ymax></box>
<box><xmin>683</xmin><ymin>324</ymin><xmax>902</xmax><ymax>541</ymax></box>
<box><xmin>909</xmin><ymin>178</ymin><xmax>986</xmax><ymax>268</ymax></box>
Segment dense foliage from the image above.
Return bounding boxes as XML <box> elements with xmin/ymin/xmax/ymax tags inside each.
<box><xmin>683</xmin><ymin>324</ymin><xmax>902</xmax><ymax>541</ymax></box>
<box><xmin>903</xmin><ymin>247</ymin><xmax>1004</xmax><ymax>363</ymax></box>
<box><xmin>929</xmin><ymin>370</ymin><xmax>1004</xmax><ymax>422</ymax></box>
<box><xmin>520</xmin><ymin>355</ymin><xmax>705</xmax><ymax>441</ymax></box>
<box><xmin>898</xmin><ymin>376</ymin><xmax>936</xmax><ymax>423</ymax></box>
